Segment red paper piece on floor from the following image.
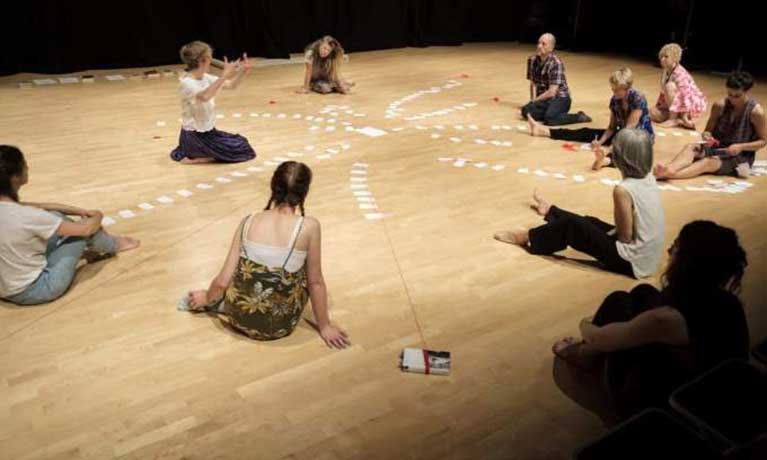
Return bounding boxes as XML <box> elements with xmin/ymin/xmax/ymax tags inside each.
<box><xmin>153</xmin><ymin>136</ymin><xmax>162</xmax><ymax>139</ymax></box>
<box><xmin>493</xmin><ymin>97</ymin><xmax>500</xmax><ymax>102</ymax></box>
<box><xmin>268</xmin><ymin>100</ymin><xmax>276</xmax><ymax>104</ymax></box>
<box><xmin>562</xmin><ymin>142</ymin><xmax>576</xmax><ymax>151</ymax></box>
<box><xmin>458</xmin><ymin>73</ymin><xmax>470</xmax><ymax>78</ymax></box>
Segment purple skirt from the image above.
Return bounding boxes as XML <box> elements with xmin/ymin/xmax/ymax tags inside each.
<box><xmin>170</xmin><ymin>128</ymin><xmax>256</xmax><ymax>163</ymax></box>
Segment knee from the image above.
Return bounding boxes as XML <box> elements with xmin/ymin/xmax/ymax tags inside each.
<box><xmin>630</xmin><ymin>283</ymin><xmax>662</xmax><ymax>307</ymax></box>
<box><xmin>593</xmin><ymin>291</ymin><xmax>633</xmax><ymax>326</ymax></box>
<box><xmin>521</xmin><ymin>104</ymin><xmax>531</xmax><ymax>117</ymax></box>
<box><xmin>702</xmin><ymin>157</ymin><xmax>722</xmax><ymax>171</ymax></box>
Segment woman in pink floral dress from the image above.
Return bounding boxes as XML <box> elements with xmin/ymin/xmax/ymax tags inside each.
<box><xmin>651</xmin><ymin>43</ymin><xmax>707</xmax><ymax>129</ymax></box>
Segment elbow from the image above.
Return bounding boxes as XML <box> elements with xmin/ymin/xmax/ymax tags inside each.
<box><xmin>308</xmin><ymin>278</ymin><xmax>325</xmax><ymax>291</ymax></box>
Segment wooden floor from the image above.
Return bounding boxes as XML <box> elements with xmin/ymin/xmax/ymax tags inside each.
<box><xmin>1</xmin><ymin>43</ymin><xmax>765</xmax><ymax>459</ymax></box>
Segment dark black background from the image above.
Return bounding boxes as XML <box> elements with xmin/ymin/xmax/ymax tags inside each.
<box><xmin>1</xmin><ymin>0</ymin><xmax>759</xmax><ymax>76</ymax></box>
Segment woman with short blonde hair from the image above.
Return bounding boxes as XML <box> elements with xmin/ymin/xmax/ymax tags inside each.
<box><xmin>650</xmin><ymin>43</ymin><xmax>707</xmax><ymax>129</ymax></box>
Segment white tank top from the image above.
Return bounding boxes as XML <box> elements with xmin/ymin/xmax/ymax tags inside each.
<box><xmin>615</xmin><ymin>175</ymin><xmax>665</xmax><ymax>278</ymax></box>
<box><xmin>241</xmin><ymin>215</ymin><xmax>307</xmax><ymax>273</ymax></box>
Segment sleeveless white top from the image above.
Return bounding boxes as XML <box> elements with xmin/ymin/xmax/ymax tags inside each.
<box><xmin>241</xmin><ymin>215</ymin><xmax>307</xmax><ymax>273</ymax></box>
<box><xmin>616</xmin><ymin>175</ymin><xmax>665</xmax><ymax>278</ymax></box>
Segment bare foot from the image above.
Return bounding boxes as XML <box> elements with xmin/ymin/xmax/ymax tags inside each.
<box><xmin>659</xmin><ymin>119</ymin><xmax>679</xmax><ymax>128</ymax></box>
<box><xmin>552</xmin><ymin>336</ymin><xmax>581</xmax><ymax>356</ymax></box>
<box><xmin>180</xmin><ymin>157</ymin><xmax>215</xmax><ymax>164</ymax></box>
<box><xmin>115</xmin><ymin>236</ymin><xmax>140</xmax><ymax>253</ymax></box>
<box><xmin>678</xmin><ymin>117</ymin><xmax>696</xmax><ymax>130</ymax></box>
<box><xmin>591</xmin><ymin>145</ymin><xmax>607</xmax><ymax>170</ymax></box>
<box><xmin>493</xmin><ymin>229</ymin><xmax>530</xmax><ymax>246</ymax></box>
<box><xmin>531</xmin><ymin>189</ymin><xmax>551</xmax><ymax>216</ymax></box>
<box><xmin>527</xmin><ymin>114</ymin><xmax>548</xmax><ymax>137</ymax></box>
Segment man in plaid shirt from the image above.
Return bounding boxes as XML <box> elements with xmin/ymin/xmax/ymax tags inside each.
<box><xmin>522</xmin><ymin>33</ymin><xmax>591</xmax><ymax>125</ymax></box>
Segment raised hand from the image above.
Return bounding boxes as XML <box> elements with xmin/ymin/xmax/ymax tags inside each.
<box><xmin>221</xmin><ymin>57</ymin><xmax>238</xmax><ymax>79</ymax></box>
<box><xmin>241</xmin><ymin>53</ymin><xmax>253</xmax><ymax>72</ymax></box>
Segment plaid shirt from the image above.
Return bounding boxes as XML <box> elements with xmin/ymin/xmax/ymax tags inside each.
<box><xmin>526</xmin><ymin>53</ymin><xmax>570</xmax><ymax>98</ymax></box>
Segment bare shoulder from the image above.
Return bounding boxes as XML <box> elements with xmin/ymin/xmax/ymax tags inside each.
<box><xmin>613</xmin><ymin>184</ymin><xmax>631</xmax><ymax>200</ymax></box>
<box><xmin>750</xmin><ymin>102</ymin><xmax>765</xmax><ymax>117</ymax></box>
<box><xmin>712</xmin><ymin>99</ymin><xmax>726</xmax><ymax>111</ymax></box>
<box><xmin>302</xmin><ymin>215</ymin><xmax>321</xmax><ymax>233</ymax></box>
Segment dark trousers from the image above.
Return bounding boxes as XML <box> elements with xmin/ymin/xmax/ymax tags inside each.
<box><xmin>593</xmin><ymin>284</ymin><xmax>664</xmax><ymax>326</ymax></box>
<box><xmin>528</xmin><ymin>206</ymin><xmax>634</xmax><ymax>277</ymax></box>
<box><xmin>550</xmin><ymin>127</ymin><xmax>613</xmax><ymax>145</ymax></box>
<box><xmin>521</xmin><ymin>96</ymin><xmax>583</xmax><ymax>126</ymax></box>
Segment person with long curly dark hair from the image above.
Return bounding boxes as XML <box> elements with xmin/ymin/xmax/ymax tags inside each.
<box><xmin>551</xmin><ymin>220</ymin><xmax>749</xmax><ymax>425</ymax></box>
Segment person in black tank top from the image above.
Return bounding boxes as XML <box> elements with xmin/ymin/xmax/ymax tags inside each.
<box><xmin>654</xmin><ymin>71</ymin><xmax>767</xmax><ymax>180</ymax></box>
<box><xmin>551</xmin><ymin>220</ymin><xmax>749</xmax><ymax>425</ymax></box>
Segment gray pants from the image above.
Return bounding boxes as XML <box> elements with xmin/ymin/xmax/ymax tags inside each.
<box><xmin>5</xmin><ymin>212</ymin><xmax>116</xmax><ymax>305</ymax></box>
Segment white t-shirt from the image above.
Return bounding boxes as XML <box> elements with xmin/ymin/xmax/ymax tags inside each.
<box><xmin>0</xmin><ymin>202</ymin><xmax>62</xmax><ymax>297</ymax></box>
<box><xmin>179</xmin><ymin>73</ymin><xmax>218</xmax><ymax>132</ymax></box>
<box><xmin>616</xmin><ymin>175</ymin><xmax>665</xmax><ymax>278</ymax></box>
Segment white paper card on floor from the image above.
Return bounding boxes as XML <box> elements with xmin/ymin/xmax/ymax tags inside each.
<box><xmin>357</xmin><ymin>127</ymin><xmax>387</xmax><ymax>137</ymax></box>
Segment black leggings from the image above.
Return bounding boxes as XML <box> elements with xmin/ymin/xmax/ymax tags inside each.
<box><xmin>593</xmin><ymin>284</ymin><xmax>664</xmax><ymax>326</ymax></box>
<box><xmin>550</xmin><ymin>127</ymin><xmax>613</xmax><ymax>146</ymax></box>
<box><xmin>528</xmin><ymin>206</ymin><xmax>634</xmax><ymax>277</ymax></box>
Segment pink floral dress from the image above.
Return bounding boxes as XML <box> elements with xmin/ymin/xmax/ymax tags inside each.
<box><xmin>656</xmin><ymin>64</ymin><xmax>707</xmax><ymax>119</ymax></box>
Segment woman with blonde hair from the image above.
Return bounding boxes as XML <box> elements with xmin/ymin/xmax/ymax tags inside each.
<box><xmin>297</xmin><ymin>36</ymin><xmax>354</xmax><ymax>94</ymax></box>
<box><xmin>527</xmin><ymin>68</ymin><xmax>654</xmax><ymax>170</ymax></box>
<box><xmin>650</xmin><ymin>43</ymin><xmax>707</xmax><ymax>129</ymax></box>
<box><xmin>170</xmin><ymin>40</ymin><xmax>256</xmax><ymax>164</ymax></box>
<box><xmin>495</xmin><ymin>128</ymin><xmax>664</xmax><ymax>279</ymax></box>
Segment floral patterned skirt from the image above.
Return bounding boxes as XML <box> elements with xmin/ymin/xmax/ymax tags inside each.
<box><xmin>220</xmin><ymin>257</ymin><xmax>309</xmax><ymax>340</ymax></box>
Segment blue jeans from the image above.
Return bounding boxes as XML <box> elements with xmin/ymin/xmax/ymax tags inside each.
<box><xmin>521</xmin><ymin>96</ymin><xmax>584</xmax><ymax>126</ymax></box>
<box><xmin>4</xmin><ymin>213</ymin><xmax>116</xmax><ymax>305</ymax></box>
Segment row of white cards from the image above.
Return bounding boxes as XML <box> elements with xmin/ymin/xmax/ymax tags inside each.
<box><xmin>155</xmin><ymin>111</ymin><xmax>369</xmax><ymax>128</ymax></box>
<box><xmin>318</xmin><ymin>104</ymin><xmax>367</xmax><ymax>118</ymax></box>
<box><xmin>436</xmin><ymin>158</ymin><xmax>757</xmax><ymax>195</ymax></box>
<box><xmin>433</xmin><ymin>134</ymin><xmax>511</xmax><ymax>147</ymax></box>
<box><xmin>349</xmin><ymin>163</ymin><xmax>384</xmax><ymax>220</ymax></box>
<box><xmin>438</xmin><ymin>157</ymin><xmax>506</xmax><ymax>170</ymax></box>
<box><xmin>518</xmin><ymin>166</ymin><xmax>756</xmax><ymax>194</ymax></box>
<box><xmin>102</xmin><ymin>142</ymin><xmax>352</xmax><ymax>226</ymax></box>
<box><xmin>385</xmin><ymin>80</ymin><xmax>463</xmax><ymax>119</ymax></box>
<box><xmin>403</xmin><ymin>102</ymin><xmax>479</xmax><ymax>121</ymax></box>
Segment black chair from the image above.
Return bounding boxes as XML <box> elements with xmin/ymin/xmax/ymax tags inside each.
<box><xmin>573</xmin><ymin>408</ymin><xmax>720</xmax><ymax>459</ymax></box>
<box><xmin>751</xmin><ymin>337</ymin><xmax>767</xmax><ymax>366</ymax></box>
<box><xmin>670</xmin><ymin>359</ymin><xmax>767</xmax><ymax>451</ymax></box>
